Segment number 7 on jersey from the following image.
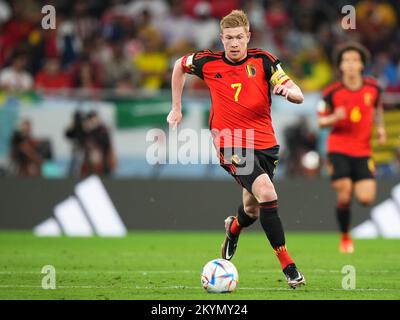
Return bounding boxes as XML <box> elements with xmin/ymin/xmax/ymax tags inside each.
<box><xmin>231</xmin><ymin>83</ymin><xmax>242</xmax><ymax>102</ymax></box>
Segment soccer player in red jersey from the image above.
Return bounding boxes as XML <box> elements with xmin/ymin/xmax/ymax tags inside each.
<box><xmin>318</xmin><ymin>42</ymin><xmax>386</xmax><ymax>253</ymax></box>
<box><xmin>167</xmin><ymin>10</ymin><xmax>305</xmax><ymax>288</ymax></box>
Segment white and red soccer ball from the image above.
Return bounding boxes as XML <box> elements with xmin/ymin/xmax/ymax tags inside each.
<box><xmin>201</xmin><ymin>259</ymin><xmax>239</xmax><ymax>293</ymax></box>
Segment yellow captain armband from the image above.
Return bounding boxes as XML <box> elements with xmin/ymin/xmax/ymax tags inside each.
<box><xmin>270</xmin><ymin>66</ymin><xmax>291</xmax><ymax>87</ymax></box>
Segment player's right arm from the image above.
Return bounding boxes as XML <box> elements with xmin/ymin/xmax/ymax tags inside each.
<box><xmin>317</xmin><ymin>84</ymin><xmax>346</xmax><ymax>128</ymax></box>
<box><xmin>167</xmin><ymin>57</ymin><xmax>186</xmax><ymax>129</ymax></box>
<box><xmin>317</xmin><ymin>103</ymin><xmax>346</xmax><ymax>128</ymax></box>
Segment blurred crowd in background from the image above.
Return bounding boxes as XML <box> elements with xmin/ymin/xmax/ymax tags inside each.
<box><xmin>9</xmin><ymin>111</ymin><xmax>115</xmax><ymax>177</ymax></box>
<box><xmin>0</xmin><ymin>0</ymin><xmax>400</xmax><ymax>95</ymax></box>
<box><xmin>1</xmin><ymin>0</ymin><xmax>400</xmax><ymax>178</ymax></box>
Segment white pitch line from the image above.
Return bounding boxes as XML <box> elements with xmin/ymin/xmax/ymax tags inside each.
<box><xmin>0</xmin><ymin>269</ymin><xmax>392</xmax><ymax>275</ymax></box>
<box><xmin>0</xmin><ymin>270</ymin><xmax>197</xmax><ymax>275</ymax></box>
<box><xmin>0</xmin><ymin>284</ymin><xmax>399</xmax><ymax>292</ymax></box>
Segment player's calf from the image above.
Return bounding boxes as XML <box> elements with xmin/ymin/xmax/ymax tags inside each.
<box><xmin>259</xmin><ymin>200</ymin><xmax>306</xmax><ymax>287</ymax></box>
<box><xmin>336</xmin><ymin>202</ymin><xmax>354</xmax><ymax>253</ymax></box>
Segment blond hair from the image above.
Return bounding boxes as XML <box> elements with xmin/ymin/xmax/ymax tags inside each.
<box><xmin>220</xmin><ymin>10</ymin><xmax>250</xmax><ymax>32</ymax></box>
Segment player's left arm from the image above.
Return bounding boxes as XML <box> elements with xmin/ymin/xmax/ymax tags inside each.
<box><xmin>272</xmin><ymin>79</ymin><xmax>304</xmax><ymax>104</ymax></box>
<box><xmin>375</xmin><ymin>101</ymin><xmax>386</xmax><ymax>145</ymax></box>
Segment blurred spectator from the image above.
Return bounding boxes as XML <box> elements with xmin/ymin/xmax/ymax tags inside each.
<box><xmin>286</xmin><ymin>12</ymin><xmax>317</xmax><ymax>55</ymax></box>
<box><xmin>35</xmin><ymin>58</ymin><xmax>71</xmax><ymax>93</ymax></box>
<box><xmin>123</xmin><ymin>0</ymin><xmax>169</xmax><ymax>21</ymax></box>
<box><xmin>315</xmin><ymin>22</ymin><xmax>335</xmax><ymax>62</ymax></box>
<box><xmin>0</xmin><ymin>0</ymin><xmax>397</xmax><ymax>97</ymax></box>
<box><xmin>115</xmin><ymin>72</ymin><xmax>137</xmax><ymax>96</ymax></box>
<box><xmin>72</xmin><ymin>2</ymin><xmax>99</xmax><ymax>43</ymax></box>
<box><xmin>81</xmin><ymin>111</ymin><xmax>116</xmax><ymax>177</ymax></box>
<box><xmin>378</xmin><ymin>147</ymin><xmax>400</xmax><ymax>177</ymax></box>
<box><xmin>183</xmin><ymin>0</ymin><xmax>239</xmax><ymax>18</ymax></box>
<box><xmin>156</xmin><ymin>0</ymin><xmax>194</xmax><ymax>55</ymax></box>
<box><xmin>134</xmin><ymin>29</ymin><xmax>168</xmax><ymax>90</ymax></box>
<box><xmin>0</xmin><ymin>24</ymin><xmax>4</xmax><ymax>67</ymax></box>
<box><xmin>370</xmin><ymin>46</ymin><xmax>400</xmax><ymax>92</ymax></box>
<box><xmin>90</xmin><ymin>34</ymin><xmax>114</xmax><ymax>68</ymax></box>
<box><xmin>192</xmin><ymin>2</ymin><xmax>220</xmax><ymax>49</ymax></box>
<box><xmin>103</xmin><ymin>40</ymin><xmax>137</xmax><ymax>89</ymax></box>
<box><xmin>10</xmin><ymin>119</ymin><xmax>43</xmax><ymax>177</ymax></box>
<box><xmin>66</xmin><ymin>111</ymin><xmax>116</xmax><ymax>177</ymax></box>
<box><xmin>391</xmin><ymin>147</ymin><xmax>400</xmax><ymax>176</ymax></box>
<box><xmin>0</xmin><ymin>0</ymin><xmax>11</xmax><ymax>24</ymax></box>
<box><xmin>356</xmin><ymin>0</ymin><xmax>398</xmax><ymax>53</ymax></box>
<box><xmin>0</xmin><ymin>0</ymin><xmax>11</xmax><ymax>65</ymax></box>
<box><xmin>118</xmin><ymin>13</ymin><xmax>143</xmax><ymax>60</ymax></box>
<box><xmin>56</xmin><ymin>15</ymin><xmax>79</xmax><ymax>68</ymax></box>
<box><xmin>265</xmin><ymin>0</ymin><xmax>290</xmax><ymax>32</ymax></box>
<box><xmin>69</xmin><ymin>53</ymin><xmax>102</xmax><ymax>92</ymax></box>
<box><xmin>290</xmin><ymin>0</ymin><xmax>334</xmax><ymax>32</ymax></box>
<box><xmin>290</xmin><ymin>46</ymin><xmax>333</xmax><ymax>92</ymax></box>
<box><xmin>209</xmin><ymin>0</ymin><xmax>240</xmax><ymax>19</ymax></box>
<box><xmin>1</xmin><ymin>2</ymin><xmax>34</xmax><ymax>66</ymax></box>
<box><xmin>243</xmin><ymin>0</ymin><xmax>266</xmax><ymax>30</ymax></box>
<box><xmin>101</xmin><ymin>10</ymin><xmax>131</xmax><ymax>43</ymax></box>
<box><xmin>65</xmin><ymin>110</ymin><xmax>87</xmax><ymax>177</ymax></box>
<box><xmin>16</xmin><ymin>0</ymin><xmax>42</xmax><ymax>25</ymax></box>
<box><xmin>284</xmin><ymin>116</ymin><xmax>318</xmax><ymax>177</ymax></box>
<box><xmin>135</xmin><ymin>9</ymin><xmax>156</xmax><ymax>37</ymax></box>
<box><xmin>0</xmin><ymin>52</ymin><xmax>33</xmax><ymax>92</ymax></box>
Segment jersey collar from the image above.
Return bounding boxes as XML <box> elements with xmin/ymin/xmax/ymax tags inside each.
<box><xmin>222</xmin><ymin>52</ymin><xmax>249</xmax><ymax>66</ymax></box>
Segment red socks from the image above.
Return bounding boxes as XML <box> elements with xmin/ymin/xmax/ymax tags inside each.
<box><xmin>274</xmin><ymin>245</ymin><xmax>294</xmax><ymax>270</ymax></box>
<box><xmin>341</xmin><ymin>232</ymin><xmax>352</xmax><ymax>241</ymax></box>
<box><xmin>229</xmin><ymin>213</ymin><xmax>295</xmax><ymax>271</ymax></box>
<box><xmin>230</xmin><ymin>217</ymin><xmax>242</xmax><ymax>236</ymax></box>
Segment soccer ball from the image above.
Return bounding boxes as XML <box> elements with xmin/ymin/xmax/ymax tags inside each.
<box><xmin>201</xmin><ymin>259</ymin><xmax>239</xmax><ymax>293</ymax></box>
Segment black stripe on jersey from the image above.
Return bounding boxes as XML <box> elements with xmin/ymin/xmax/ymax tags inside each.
<box><xmin>195</xmin><ymin>50</ymin><xmax>223</xmax><ymax>60</ymax></box>
<box><xmin>192</xmin><ymin>51</ymin><xmax>222</xmax><ymax>80</ymax></box>
<box><xmin>248</xmin><ymin>49</ymin><xmax>278</xmax><ymax>63</ymax></box>
<box><xmin>322</xmin><ymin>81</ymin><xmax>342</xmax><ymax>109</ymax></box>
<box><xmin>250</xmin><ymin>53</ymin><xmax>281</xmax><ymax>82</ymax></box>
<box><xmin>323</xmin><ymin>77</ymin><xmax>382</xmax><ymax>109</ymax></box>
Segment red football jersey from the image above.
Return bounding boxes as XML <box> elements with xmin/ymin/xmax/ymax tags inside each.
<box><xmin>319</xmin><ymin>77</ymin><xmax>381</xmax><ymax>157</ymax></box>
<box><xmin>181</xmin><ymin>48</ymin><xmax>284</xmax><ymax>149</ymax></box>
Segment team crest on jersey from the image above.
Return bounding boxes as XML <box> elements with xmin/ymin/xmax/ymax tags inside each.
<box><xmin>231</xmin><ymin>154</ymin><xmax>241</xmax><ymax>166</ymax></box>
<box><xmin>364</xmin><ymin>92</ymin><xmax>372</xmax><ymax>106</ymax></box>
<box><xmin>246</xmin><ymin>63</ymin><xmax>256</xmax><ymax>78</ymax></box>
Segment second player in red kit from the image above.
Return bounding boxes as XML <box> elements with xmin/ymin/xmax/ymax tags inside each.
<box><xmin>318</xmin><ymin>42</ymin><xmax>386</xmax><ymax>253</ymax></box>
<box><xmin>321</xmin><ymin>77</ymin><xmax>381</xmax><ymax>157</ymax></box>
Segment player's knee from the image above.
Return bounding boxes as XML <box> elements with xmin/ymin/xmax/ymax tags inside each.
<box><xmin>337</xmin><ymin>192</ymin><xmax>352</xmax><ymax>205</ymax></box>
<box><xmin>254</xmin><ymin>185</ymin><xmax>277</xmax><ymax>203</ymax></box>
<box><xmin>357</xmin><ymin>196</ymin><xmax>374</xmax><ymax>207</ymax></box>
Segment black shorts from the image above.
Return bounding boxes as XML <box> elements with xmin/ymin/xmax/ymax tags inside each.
<box><xmin>219</xmin><ymin>145</ymin><xmax>280</xmax><ymax>194</ymax></box>
<box><xmin>327</xmin><ymin>153</ymin><xmax>376</xmax><ymax>182</ymax></box>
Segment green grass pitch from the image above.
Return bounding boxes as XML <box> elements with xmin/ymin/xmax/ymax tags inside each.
<box><xmin>0</xmin><ymin>232</ymin><xmax>399</xmax><ymax>300</ymax></box>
